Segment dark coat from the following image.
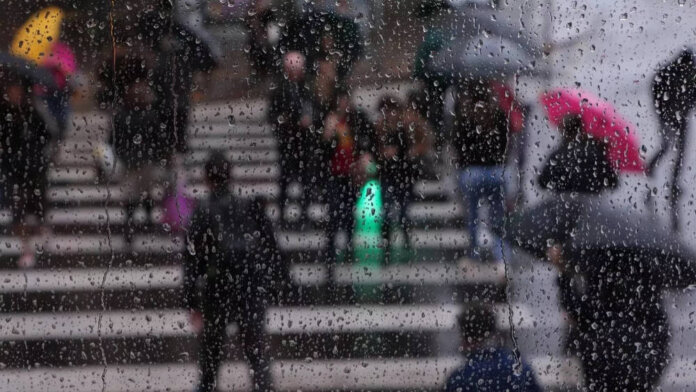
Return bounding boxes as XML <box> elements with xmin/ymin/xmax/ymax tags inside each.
<box><xmin>451</xmin><ymin>109</ymin><xmax>508</xmax><ymax>167</ymax></box>
<box><xmin>538</xmin><ymin>137</ymin><xmax>618</xmax><ymax>194</ymax></box>
<box><xmin>183</xmin><ymin>190</ymin><xmax>286</xmax><ymax>313</ymax></box>
<box><xmin>279</xmin><ymin>10</ymin><xmax>362</xmax><ymax>77</ymax></box>
<box><xmin>445</xmin><ymin>347</ymin><xmax>542</xmax><ymax>392</ymax></box>
<box><xmin>0</xmin><ymin>102</ymin><xmax>50</xmax><ymax>216</ymax></box>
<box><xmin>112</xmin><ymin>109</ymin><xmax>170</xmax><ymax>170</ymax></box>
<box><xmin>558</xmin><ymin>249</ymin><xmax>670</xmax><ymax>391</ymax></box>
<box><xmin>652</xmin><ymin>49</ymin><xmax>696</xmax><ymax>124</ymax></box>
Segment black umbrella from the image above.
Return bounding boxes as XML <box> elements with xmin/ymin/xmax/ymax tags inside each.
<box><xmin>0</xmin><ymin>52</ymin><xmax>57</xmax><ymax>90</ymax></box>
<box><xmin>507</xmin><ymin>196</ymin><xmax>696</xmax><ymax>288</ymax></box>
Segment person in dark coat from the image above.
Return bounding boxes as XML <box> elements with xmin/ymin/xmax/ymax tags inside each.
<box><xmin>540</xmin><ymin>115</ymin><xmax>669</xmax><ymax>391</ymax></box>
<box><xmin>268</xmin><ymin>51</ymin><xmax>315</xmax><ymax>224</ymax></box>
<box><xmin>320</xmin><ymin>88</ymin><xmax>375</xmax><ymax>271</ymax></box>
<box><xmin>444</xmin><ymin>305</ymin><xmax>542</xmax><ymax>392</ymax></box>
<box><xmin>98</xmin><ymin>52</ymin><xmax>170</xmax><ymax>244</ymax></box>
<box><xmin>185</xmin><ymin>152</ymin><xmax>285</xmax><ymax>392</ymax></box>
<box><xmin>538</xmin><ymin>115</ymin><xmax>618</xmax><ymax>194</ymax></box>
<box><xmin>452</xmin><ymin>81</ymin><xmax>508</xmax><ymax>262</ymax></box>
<box><xmin>375</xmin><ymin>95</ymin><xmax>431</xmax><ymax>263</ymax></box>
<box><xmin>139</xmin><ymin>6</ymin><xmax>219</xmax><ymax>163</ymax></box>
<box><xmin>0</xmin><ymin>74</ymin><xmax>51</xmax><ymax>268</ymax></box>
<box><xmin>649</xmin><ymin>49</ymin><xmax>696</xmax><ymax>231</ymax></box>
<box><xmin>547</xmin><ymin>245</ymin><xmax>671</xmax><ymax>392</ymax></box>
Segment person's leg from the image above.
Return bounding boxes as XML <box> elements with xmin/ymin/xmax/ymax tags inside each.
<box><xmin>393</xmin><ymin>176</ymin><xmax>413</xmax><ymax>256</ymax></box>
<box><xmin>458</xmin><ymin>168</ymin><xmax>482</xmax><ymax>259</ymax></box>
<box><xmin>484</xmin><ymin>166</ymin><xmax>506</xmax><ymax>262</ymax></box>
<box><xmin>239</xmin><ymin>310</ymin><xmax>272</xmax><ymax>392</ymax></box>
<box><xmin>381</xmin><ymin>179</ymin><xmax>395</xmax><ymax>263</ymax></box>
<box><xmin>646</xmin><ymin>133</ymin><xmax>670</xmax><ymax>178</ymax></box>
<box><xmin>670</xmin><ymin>119</ymin><xmax>687</xmax><ymax>231</ymax></box>
<box><xmin>197</xmin><ymin>305</ymin><xmax>229</xmax><ymax>392</ymax></box>
<box><xmin>340</xmin><ymin>177</ymin><xmax>356</xmax><ymax>263</ymax></box>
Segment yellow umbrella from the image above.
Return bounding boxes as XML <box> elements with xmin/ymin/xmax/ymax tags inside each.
<box><xmin>10</xmin><ymin>6</ymin><xmax>64</xmax><ymax>64</ymax></box>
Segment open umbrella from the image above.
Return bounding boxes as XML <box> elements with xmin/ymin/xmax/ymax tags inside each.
<box><xmin>540</xmin><ymin>88</ymin><xmax>645</xmax><ymax>173</ymax></box>
<box><xmin>507</xmin><ymin>196</ymin><xmax>696</xmax><ymax>288</ymax></box>
<box><xmin>0</xmin><ymin>52</ymin><xmax>57</xmax><ymax>90</ymax></box>
<box><xmin>42</xmin><ymin>42</ymin><xmax>77</xmax><ymax>76</ymax></box>
<box><xmin>10</xmin><ymin>6</ymin><xmax>64</xmax><ymax>65</ymax></box>
<box><xmin>429</xmin><ymin>34</ymin><xmax>548</xmax><ymax>81</ymax></box>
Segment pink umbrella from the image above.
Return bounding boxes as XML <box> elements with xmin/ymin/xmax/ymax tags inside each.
<box><xmin>540</xmin><ymin>88</ymin><xmax>645</xmax><ymax>173</ymax></box>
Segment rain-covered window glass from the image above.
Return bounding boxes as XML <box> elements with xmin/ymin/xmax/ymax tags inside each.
<box><xmin>3</xmin><ymin>1</ymin><xmax>696</xmax><ymax>391</ymax></box>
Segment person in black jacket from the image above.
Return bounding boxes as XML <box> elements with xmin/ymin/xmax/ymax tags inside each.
<box><xmin>538</xmin><ymin>115</ymin><xmax>618</xmax><ymax>194</ymax></box>
<box><xmin>185</xmin><ymin>152</ymin><xmax>285</xmax><ymax>392</ymax></box>
<box><xmin>452</xmin><ymin>81</ymin><xmax>508</xmax><ymax>262</ymax></box>
<box><xmin>0</xmin><ymin>74</ymin><xmax>51</xmax><ymax>268</ymax></box>
<box><xmin>268</xmin><ymin>51</ymin><xmax>315</xmax><ymax>224</ymax></box>
<box><xmin>537</xmin><ymin>116</ymin><xmax>669</xmax><ymax>391</ymax></box>
<box><xmin>649</xmin><ymin>49</ymin><xmax>696</xmax><ymax>231</ymax></box>
<box><xmin>320</xmin><ymin>88</ymin><xmax>375</xmax><ymax>271</ymax></box>
<box><xmin>376</xmin><ymin>95</ymin><xmax>431</xmax><ymax>263</ymax></box>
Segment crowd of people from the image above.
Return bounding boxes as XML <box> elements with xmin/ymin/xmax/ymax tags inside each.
<box><xmin>4</xmin><ymin>2</ymin><xmax>696</xmax><ymax>392</ymax></box>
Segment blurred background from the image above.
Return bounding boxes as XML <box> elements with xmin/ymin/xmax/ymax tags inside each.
<box><xmin>2</xmin><ymin>1</ymin><xmax>696</xmax><ymax>391</ymax></box>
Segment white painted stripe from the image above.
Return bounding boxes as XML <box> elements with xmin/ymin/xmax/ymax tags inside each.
<box><xmin>188</xmin><ymin>123</ymin><xmax>272</xmax><ymax>136</ymax></box>
<box><xmin>0</xmin><ymin>356</ymin><xmax>583</xmax><ymax>392</ymax></box>
<box><xmin>0</xmin><ymin>304</ymin><xmax>536</xmax><ymax>340</ymax></box>
<box><xmin>46</xmin><ymin>208</ymin><xmax>126</xmax><ymax>225</ymax></box>
<box><xmin>0</xmin><ymin>260</ymin><xmax>501</xmax><ymax>293</ymax></box>
<box><xmin>48</xmin><ymin>167</ymin><xmax>98</xmax><ymax>183</ymax></box>
<box><xmin>0</xmin><ymin>236</ymin><xmax>126</xmax><ymax>255</ymax></box>
<box><xmin>0</xmin><ymin>266</ymin><xmax>181</xmax><ymax>293</ymax></box>
<box><xmin>188</xmin><ymin>136</ymin><xmax>276</xmax><ymax>149</ymax></box>
<box><xmin>333</xmin><ymin>259</ymin><xmax>504</xmax><ymax>285</ymax></box>
<box><xmin>0</xmin><ymin>228</ymin><xmax>467</xmax><ymax>255</ymax></box>
<box><xmin>185</xmin><ymin>149</ymin><xmax>278</xmax><ymax>164</ymax></box>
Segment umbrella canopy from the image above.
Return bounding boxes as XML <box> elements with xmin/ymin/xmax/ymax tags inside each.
<box><xmin>0</xmin><ymin>52</ymin><xmax>57</xmax><ymax>90</ymax></box>
<box><xmin>507</xmin><ymin>196</ymin><xmax>696</xmax><ymax>288</ymax></box>
<box><xmin>540</xmin><ymin>88</ymin><xmax>645</xmax><ymax>173</ymax></box>
<box><xmin>10</xmin><ymin>6</ymin><xmax>64</xmax><ymax>64</ymax></box>
<box><xmin>42</xmin><ymin>42</ymin><xmax>77</xmax><ymax>75</ymax></box>
<box><xmin>429</xmin><ymin>34</ymin><xmax>547</xmax><ymax>81</ymax></box>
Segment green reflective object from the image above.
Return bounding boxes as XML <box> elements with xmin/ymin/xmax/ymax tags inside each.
<box><xmin>352</xmin><ymin>179</ymin><xmax>383</xmax><ymax>301</ymax></box>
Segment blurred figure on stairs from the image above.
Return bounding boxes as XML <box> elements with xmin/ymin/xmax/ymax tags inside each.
<box><xmin>185</xmin><ymin>152</ymin><xmax>285</xmax><ymax>392</ymax></box>
<box><xmin>0</xmin><ymin>73</ymin><xmax>51</xmax><ymax>268</ymax></box>
<box><xmin>268</xmin><ymin>51</ymin><xmax>315</xmax><ymax>225</ymax></box>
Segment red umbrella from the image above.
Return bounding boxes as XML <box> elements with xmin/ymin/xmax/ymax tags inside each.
<box><xmin>540</xmin><ymin>88</ymin><xmax>645</xmax><ymax>173</ymax></box>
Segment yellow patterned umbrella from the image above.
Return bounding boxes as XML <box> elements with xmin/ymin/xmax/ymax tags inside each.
<box><xmin>10</xmin><ymin>6</ymin><xmax>64</xmax><ymax>64</ymax></box>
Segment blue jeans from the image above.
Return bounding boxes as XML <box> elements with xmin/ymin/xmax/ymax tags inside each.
<box><xmin>458</xmin><ymin>166</ymin><xmax>506</xmax><ymax>261</ymax></box>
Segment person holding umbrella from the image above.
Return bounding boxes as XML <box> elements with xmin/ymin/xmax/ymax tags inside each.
<box><xmin>506</xmin><ymin>104</ymin><xmax>695</xmax><ymax>390</ymax></box>
<box><xmin>0</xmin><ymin>72</ymin><xmax>52</xmax><ymax>268</ymax></box>
<box><xmin>538</xmin><ymin>115</ymin><xmax>618</xmax><ymax>194</ymax></box>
